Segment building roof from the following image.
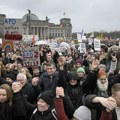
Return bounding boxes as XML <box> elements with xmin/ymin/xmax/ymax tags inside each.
<box><xmin>22</xmin><ymin>13</ymin><xmax>39</xmax><ymax>22</ymax></box>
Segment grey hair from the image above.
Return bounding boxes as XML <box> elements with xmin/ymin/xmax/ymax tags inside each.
<box><xmin>17</xmin><ymin>73</ymin><xmax>27</xmax><ymax>81</ymax></box>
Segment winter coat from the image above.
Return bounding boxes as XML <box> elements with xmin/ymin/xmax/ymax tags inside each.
<box><xmin>22</xmin><ymin>82</ymin><xmax>41</xmax><ymax>103</ymax></box>
<box><xmin>54</xmin><ymin>98</ymin><xmax>69</xmax><ymax>120</ymax></box>
<box><xmin>30</xmin><ymin>107</ymin><xmax>57</xmax><ymax>120</ymax></box>
<box><xmin>65</xmin><ymin>83</ymin><xmax>84</xmax><ymax>109</ymax></box>
<box><xmin>94</xmin><ymin>87</ymin><xmax>109</xmax><ymax>98</ymax></box>
<box><xmin>108</xmin><ymin>74</ymin><xmax>120</xmax><ymax>95</ymax></box>
<box><xmin>0</xmin><ymin>92</ymin><xmax>28</xmax><ymax>120</ymax></box>
<box><xmin>85</xmin><ymin>94</ymin><xmax>118</xmax><ymax>120</ymax></box>
<box><xmin>57</xmin><ymin>68</ymin><xmax>98</xmax><ymax>109</ymax></box>
<box><xmin>39</xmin><ymin>72</ymin><xmax>58</xmax><ymax>92</ymax></box>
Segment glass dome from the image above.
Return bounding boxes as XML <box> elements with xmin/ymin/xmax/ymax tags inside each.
<box><xmin>22</xmin><ymin>13</ymin><xmax>39</xmax><ymax>22</ymax></box>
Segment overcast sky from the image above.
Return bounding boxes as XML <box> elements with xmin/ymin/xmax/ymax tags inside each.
<box><xmin>0</xmin><ymin>0</ymin><xmax>120</xmax><ymax>33</ymax></box>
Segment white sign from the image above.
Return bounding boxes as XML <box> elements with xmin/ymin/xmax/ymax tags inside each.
<box><xmin>4</xmin><ymin>18</ymin><xmax>22</xmax><ymax>35</ymax></box>
<box><xmin>94</xmin><ymin>38</ymin><xmax>101</xmax><ymax>51</ymax></box>
<box><xmin>21</xmin><ymin>46</ymin><xmax>40</xmax><ymax>67</ymax></box>
<box><xmin>77</xmin><ymin>33</ymin><xmax>82</xmax><ymax>42</ymax></box>
<box><xmin>49</xmin><ymin>42</ymin><xmax>58</xmax><ymax>48</ymax></box>
<box><xmin>88</xmin><ymin>38</ymin><xmax>93</xmax><ymax>45</ymax></box>
<box><xmin>78</xmin><ymin>43</ymin><xmax>86</xmax><ymax>53</ymax></box>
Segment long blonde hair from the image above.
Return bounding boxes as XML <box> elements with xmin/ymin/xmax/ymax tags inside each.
<box><xmin>20</xmin><ymin>67</ymin><xmax>32</xmax><ymax>78</ymax></box>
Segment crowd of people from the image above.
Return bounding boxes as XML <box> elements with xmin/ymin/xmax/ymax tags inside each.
<box><xmin>0</xmin><ymin>42</ymin><xmax>120</xmax><ymax>120</ymax></box>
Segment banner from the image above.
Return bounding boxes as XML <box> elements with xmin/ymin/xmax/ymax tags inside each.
<box><xmin>2</xmin><ymin>41</ymin><xmax>14</xmax><ymax>53</ymax></box>
<box><xmin>4</xmin><ymin>18</ymin><xmax>22</xmax><ymax>41</ymax></box>
<box><xmin>22</xmin><ymin>35</ymin><xmax>39</xmax><ymax>42</ymax></box>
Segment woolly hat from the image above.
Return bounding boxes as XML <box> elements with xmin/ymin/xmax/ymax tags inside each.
<box><xmin>98</xmin><ymin>69</ymin><xmax>107</xmax><ymax>78</ymax></box>
<box><xmin>5</xmin><ymin>74</ymin><xmax>15</xmax><ymax>81</ymax></box>
<box><xmin>77</xmin><ymin>67</ymin><xmax>85</xmax><ymax>74</ymax></box>
<box><xmin>37</xmin><ymin>90</ymin><xmax>54</xmax><ymax>105</ymax></box>
<box><xmin>73</xmin><ymin>106</ymin><xmax>91</xmax><ymax>120</ymax></box>
<box><xmin>76</xmin><ymin>59</ymin><xmax>83</xmax><ymax>65</ymax></box>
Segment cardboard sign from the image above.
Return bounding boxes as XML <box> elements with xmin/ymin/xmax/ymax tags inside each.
<box><xmin>21</xmin><ymin>46</ymin><xmax>40</xmax><ymax>67</ymax></box>
<box><xmin>94</xmin><ymin>38</ymin><xmax>101</xmax><ymax>51</ymax></box>
<box><xmin>78</xmin><ymin>43</ymin><xmax>86</xmax><ymax>53</ymax></box>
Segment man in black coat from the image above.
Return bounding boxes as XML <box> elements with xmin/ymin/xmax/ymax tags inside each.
<box><xmin>16</xmin><ymin>73</ymin><xmax>41</xmax><ymax>103</ymax></box>
<box><xmin>85</xmin><ymin>83</ymin><xmax>120</xmax><ymax>120</ymax></box>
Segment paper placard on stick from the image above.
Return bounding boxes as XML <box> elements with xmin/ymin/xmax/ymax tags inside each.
<box><xmin>94</xmin><ymin>38</ymin><xmax>101</xmax><ymax>51</ymax></box>
<box><xmin>78</xmin><ymin>43</ymin><xmax>86</xmax><ymax>53</ymax></box>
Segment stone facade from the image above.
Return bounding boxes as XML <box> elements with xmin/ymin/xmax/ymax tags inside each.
<box><xmin>22</xmin><ymin>13</ymin><xmax>72</xmax><ymax>40</ymax></box>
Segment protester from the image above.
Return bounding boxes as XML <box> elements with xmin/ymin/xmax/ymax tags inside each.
<box><xmin>16</xmin><ymin>73</ymin><xmax>41</xmax><ymax>103</ymax></box>
<box><xmin>94</xmin><ymin>69</ymin><xmax>109</xmax><ymax>97</ymax></box>
<box><xmin>85</xmin><ymin>83</ymin><xmax>120</xmax><ymax>120</ymax></box>
<box><xmin>5</xmin><ymin>73</ymin><xmax>15</xmax><ymax>83</ymax></box>
<box><xmin>39</xmin><ymin>63</ymin><xmax>58</xmax><ymax>92</ymax></box>
<box><xmin>0</xmin><ymin>36</ymin><xmax>120</xmax><ymax>120</ymax></box>
<box><xmin>19</xmin><ymin>67</ymin><xmax>32</xmax><ymax>83</ymax></box>
<box><xmin>32</xmin><ymin>66</ymin><xmax>40</xmax><ymax>77</ymax></box>
<box><xmin>54</xmin><ymin>87</ymin><xmax>72</xmax><ymax>120</ymax></box>
<box><xmin>57</xmin><ymin>56</ymin><xmax>99</xmax><ymax>109</ymax></box>
<box><xmin>0</xmin><ymin>83</ymin><xmax>27</xmax><ymax>120</ymax></box>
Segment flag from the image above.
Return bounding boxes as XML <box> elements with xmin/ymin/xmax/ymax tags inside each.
<box><xmin>96</xmin><ymin>34</ymin><xmax>103</xmax><ymax>40</ymax></box>
<box><xmin>81</xmin><ymin>29</ymin><xmax>84</xmax><ymax>39</ymax></box>
<box><xmin>90</xmin><ymin>32</ymin><xmax>94</xmax><ymax>38</ymax></box>
<box><xmin>63</xmin><ymin>12</ymin><xmax>65</xmax><ymax>16</ymax></box>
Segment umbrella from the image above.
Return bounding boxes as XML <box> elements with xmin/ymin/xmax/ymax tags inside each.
<box><xmin>60</xmin><ymin>42</ymin><xmax>70</xmax><ymax>49</ymax></box>
<box><xmin>35</xmin><ymin>40</ymin><xmax>48</xmax><ymax>45</ymax></box>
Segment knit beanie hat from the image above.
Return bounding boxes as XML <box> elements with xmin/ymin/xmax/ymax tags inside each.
<box><xmin>77</xmin><ymin>67</ymin><xmax>85</xmax><ymax>74</ymax></box>
<box><xmin>37</xmin><ymin>90</ymin><xmax>54</xmax><ymax>105</ymax></box>
<box><xmin>76</xmin><ymin>59</ymin><xmax>83</xmax><ymax>65</ymax></box>
<box><xmin>98</xmin><ymin>69</ymin><xmax>107</xmax><ymax>78</ymax></box>
<box><xmin>5</xmin><ymin>74</ymin><xmax>15</xmax><ymax>81</ymax></box>
<box><xmin>73</xmin><ymin>106</ymin><xmax>91</xmax><ymax>120</ymax></box>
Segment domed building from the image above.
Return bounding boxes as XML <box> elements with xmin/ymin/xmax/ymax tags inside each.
<box><xmin>22</xmin><ymin>13</ymin><xmax>39</xmax><ymax>22</ymax></box>
<box><xmin>22</xmin><ymin>12</ymin><xmax>72</xmax><ymax>40</ymax></box>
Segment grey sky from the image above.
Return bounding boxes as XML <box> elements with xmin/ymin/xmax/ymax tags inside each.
<box><xmin>0</xmin><ymin>0</ymin><xmax>120</xmax><ymax>33</ymax></box>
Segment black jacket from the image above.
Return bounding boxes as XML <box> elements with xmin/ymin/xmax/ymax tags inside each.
<box><xmin>0</xmin><ymin>92</ymin><xmax>28</xmax><ymax>120</ymax></box>
<box><xmin>22</xmin><ymin>82</ymin><xmax>41</xmax><ymax>103</ymax></box>
<box><xmin>57</xmin><ymin>68</ymin><xmax>97</xmax><ymax>109</ymax></box>
<box><xmin>85</xmin><ymin>94</ymin><xmax>117</xmax><ymax>120</ymax></box>
<box><xmin>30</xmin><ymin>107</ymin><xmax>57</xmax><ymax>120</ymax></box>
